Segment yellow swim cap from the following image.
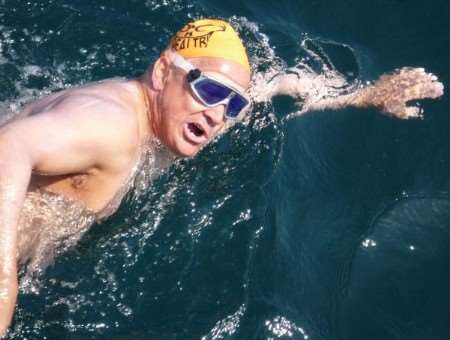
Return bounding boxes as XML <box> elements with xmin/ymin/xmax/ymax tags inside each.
<box><xmin>170</xmin><ymin>18</ymin><xmax>250</xmax><ymax>72</ymax></box>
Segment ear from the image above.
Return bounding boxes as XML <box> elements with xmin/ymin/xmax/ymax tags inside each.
<box><xmin>151</xmin><ymin>55</ymin><xmax>171</xmax><ymax>91</ymax></box>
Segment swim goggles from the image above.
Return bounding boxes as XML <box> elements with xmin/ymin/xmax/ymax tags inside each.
<box><xmin>170</xmin><ymin>51</ymin><xmax>251</xmax><ymax>119</ymax></box>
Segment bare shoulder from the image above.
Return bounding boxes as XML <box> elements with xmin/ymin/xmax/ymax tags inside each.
<box><xmin>1</xmin><ymin>79</ymin><xmax>145</xmax><ymax>175</ymax></box>
<box><xmin>49</xmin><ymin>79</ymin><xmax>141</xmax><ymax>123</ymax></box>
<box><xmin>27</xmin><ymin>80</ymin><xmax>141</xmax><ymax>143</ymax></box>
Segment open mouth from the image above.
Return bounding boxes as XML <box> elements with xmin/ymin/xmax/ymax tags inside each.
<box><xmin>183</xmin><ymin>122</ymin><xmax>208</xmax><ymax>145</ymax></box>
<box><xmin>188</xmin><ymin>122</ymin><xmax>205</xmax><ymax>137</ymax></box>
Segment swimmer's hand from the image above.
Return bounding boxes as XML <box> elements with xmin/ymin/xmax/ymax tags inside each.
<box><xmin>355</xmin><ymin>67</ymin><xmax>444</xmax><ymax>119</ymax></box>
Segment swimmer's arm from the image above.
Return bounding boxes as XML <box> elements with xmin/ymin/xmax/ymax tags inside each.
<box><xmin>266</xmin><ymin>67</ymin><xmax>444</xmax><ymax>119</ymax></box>
<box><xmin>0</xmin><ymin>133</ymin><xmax>33</xmax><ymax>337</ymax></box>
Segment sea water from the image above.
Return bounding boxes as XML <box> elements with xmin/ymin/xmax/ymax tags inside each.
<box><xmin>1</xmin><ymin>0</ymin><xmax>449</xmax><ymax>339</ymax></box>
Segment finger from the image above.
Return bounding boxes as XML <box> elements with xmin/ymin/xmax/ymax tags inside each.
<box><xmin>414</xmin><ymin>78</ymin><xmax>444</xmax><ymax>99</ymax></box>
<box><xmin>397</xmin><ymin>67</ymin><xmax>426</xmax><ymax>78</ymax></box>
<box><xmin>403</xmin><ymin>105</ymin><xmax>422</xmax><ymax>119</ymax></box>
<box><xmin>423</xmin><ymin>81</ymin><xmax>444</xmax><ymax>99</ymax></box>
<box><xmin>388</xmin><ymin>105</ymin><xmax>420</xmax><ymax>120</ymax></box>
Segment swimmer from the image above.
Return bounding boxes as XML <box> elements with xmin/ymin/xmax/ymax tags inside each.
<box><xmin>0</xmin><ymin>18</ymin><xmax>444</xmax><ymax>336</ymax></box>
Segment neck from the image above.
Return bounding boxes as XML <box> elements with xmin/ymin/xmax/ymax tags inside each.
<box><xmin>137</xmin><ymin>73</ymin><xmax>161</xmax><ymax>145</ymax></box>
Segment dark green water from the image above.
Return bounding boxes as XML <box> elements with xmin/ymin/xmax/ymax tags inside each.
<box><xmin>1</xmin><ymin>0</ymin><xmax>450</xmax><ymax>339</ymax></box>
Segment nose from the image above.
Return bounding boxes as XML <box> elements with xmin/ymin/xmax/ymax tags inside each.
<box><xmin>203</xmin><ymin>104</ymin><xmax>226</xmax><ymax>127</ymax></box>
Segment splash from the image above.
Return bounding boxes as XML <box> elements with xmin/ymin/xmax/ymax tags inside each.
<box><xmin>17</xmin><ymin>190</ymin><xmax>96</xmax><ymax>293</ymax></box>
<box><xmin>17</xmin><ymin>139</ymin><xmax>174</xmax><ymax>293</ymax></box>
<box><xmin>202</xmin><ymin>304</ymin><xmax>247</xmax><ymax>339</ymax></box>
<box><xmin>265</xmin><ymin>315</ymin><xmax>309</xmax><ymax>339</ymax></box>
<box><xmin>248</xmin><ymin>35</ymin><xmax>359</xmax><ymax>119</ymax></box>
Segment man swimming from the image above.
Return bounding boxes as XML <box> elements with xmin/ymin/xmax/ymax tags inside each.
<box><xmin>0</xmin><ymin>18</ymin><xmax>444</xmax><ymax>335</ymax></box>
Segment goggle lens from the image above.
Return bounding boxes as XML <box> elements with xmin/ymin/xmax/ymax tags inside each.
<box><xmin>227</xmin><ymin>95</ymin><xmax>249</xmax><ymax>118</ymax></box>
<box><xmin>192</xmin><ymin>77</ymin><xmax>249</xmax><ymax>118</ymax></box>
<box><xmin>195</xmin><ymin>78</ymin><xmax>233</xmax><ymax>105</ymax></box>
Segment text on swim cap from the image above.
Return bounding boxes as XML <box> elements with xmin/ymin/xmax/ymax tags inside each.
<box><xmin>171</xmin><ymin>23</ymin><xmax>226</xmax><ymax>51</ymax></box>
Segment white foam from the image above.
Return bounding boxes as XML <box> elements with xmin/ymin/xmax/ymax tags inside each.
<box><xmin>265</xmin><ymin>315</ymin><xmax>309</xmax><ymax>339</ymax></box>
<box><xmin>229</xmin><ymin>18</ymin><xmax>358</xmax><ymax>120</ymax></box>
<box><xmin>203</xmin><ymin>304</ymin><xmax>247</xmax><ymax>339</ymax></box>
<box><xmin>145</xmin><ymin>0</ymin><xmax>194</xmax><ymax>11</ymax></box>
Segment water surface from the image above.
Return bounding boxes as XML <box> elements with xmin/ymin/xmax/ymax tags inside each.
<box><xmin>1</xmin><ymin>0</ymin><xmax>449</xmax><ymax>339</ymax></box>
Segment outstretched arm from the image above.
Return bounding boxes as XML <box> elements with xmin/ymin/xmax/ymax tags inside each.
<box><xmin>262</xmin><ymin>67</ymin><xmax>444</xmax><ymax>119</ymax></box>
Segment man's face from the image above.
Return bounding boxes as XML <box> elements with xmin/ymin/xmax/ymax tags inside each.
<box><xmin>153</xmin><ymin>56</ymin><xmax>251</xmax><ymax>157</ymax></box>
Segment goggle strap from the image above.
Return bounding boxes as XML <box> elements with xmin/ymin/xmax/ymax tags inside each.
<box><xmin>170</xmin><ymin>50</ymin><xmax>194</xmax><ymax>72</ymax></box>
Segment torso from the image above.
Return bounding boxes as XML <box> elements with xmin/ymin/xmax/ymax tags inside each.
<box><xmin>12</xmin><ymin>78</ymin><xmax>167</xmax><ymax>285</ymax></box>
<box><xmin>18</xmin><ymin>136</ymin><xmax>175</xmax><ymax>289</ymax></box>
<box><xmin>28</xmin><ymin>166</ymin><xmax>134</xmax><ymax>213</ymax></box>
